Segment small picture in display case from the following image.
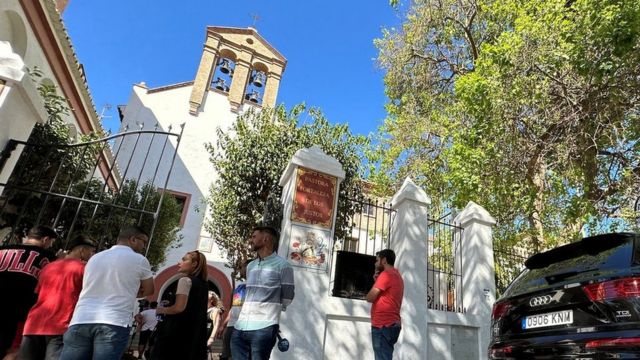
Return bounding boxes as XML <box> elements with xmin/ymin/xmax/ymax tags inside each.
<box><xmin>288</xmin><ymin>224</ymin><xmax>331</xmax><ymax>270</ymax></box>
<box><xmin>197</xmin><ymin>235</ymin><xmax>213</xmax><ymax>253</ymax></box>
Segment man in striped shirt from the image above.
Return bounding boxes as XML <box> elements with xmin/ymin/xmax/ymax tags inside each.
<box><xmin>231</xmin><ymin>226</ymin><xmax>295</xmax><ymax>360</ymax></box>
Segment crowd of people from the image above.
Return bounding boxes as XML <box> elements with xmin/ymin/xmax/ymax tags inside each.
<box><xmin>0</xmin><ymin>222</ymin><xmax>404</xmax><ymax>360</ymax></box>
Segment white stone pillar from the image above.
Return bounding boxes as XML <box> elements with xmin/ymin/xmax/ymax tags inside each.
<box><xmin>453</xmin><ymin>201</ymin><xmax>496</xmax><ymax>360</ymax></box>
<box><xmin>389</xmin><ymin>177</ymin><xmax>431</xmax><ymax>359</ymax></box>
<box><xmin>276</xmin><ymin>145</ymin><xmax>345</xmax><ymax>360</ymax></box>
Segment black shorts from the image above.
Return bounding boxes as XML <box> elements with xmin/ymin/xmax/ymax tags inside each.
<box><xmin>139</xmin><ymin>330</ymin><xmax>154</xmax><ymax>346</ymax></box>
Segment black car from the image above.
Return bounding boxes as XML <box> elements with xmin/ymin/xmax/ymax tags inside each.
<box><xmin>489</xmin><ymin>232</ymin><xmax>640</xmax><ymax>359</ymax></box>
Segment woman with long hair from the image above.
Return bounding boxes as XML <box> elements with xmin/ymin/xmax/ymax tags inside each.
<box><xmin>151</xmin><ymin>251</ymin><xmax>209</xmax><ymax>360</ymax></box>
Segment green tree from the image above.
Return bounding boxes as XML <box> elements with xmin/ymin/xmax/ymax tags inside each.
<box><xmin>204</xmin><ymin>104</ymin><xmax>368</xmax><ymax>274</ymax></box>
<box><xmin>373</xmin><ymin>0</ymin><xmax>640</xmax><ymax>253</ymax></box>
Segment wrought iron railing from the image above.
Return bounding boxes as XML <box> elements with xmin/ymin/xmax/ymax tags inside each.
<box><xmin>330</xmin><ymin>197</ymin><xmax>396</xmax><ymax>299</ymax></box>
<box><xmin>493</xmin><ymin>244</ymin><xmax>532</xmax><ymax>297</ymax></box>
<box><xmin>337</xmin><ymin>197</ymin><xmax>395</xmax><ymax>256</ymax></box>
<box><xmin>0</xmin><ymin>124</ymin><xmax>184</xmax><ymax>255</ymax></box>
<box><xmin>427</xmin><ymin>211</ymin><xmax>465</xmax><ymax>313</ymax></box>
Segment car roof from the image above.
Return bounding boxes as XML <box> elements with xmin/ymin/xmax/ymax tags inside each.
<box><xmin>524</xmin><ymin>232</ymin><xmax>639</xmax><ymax>270</ymax></box>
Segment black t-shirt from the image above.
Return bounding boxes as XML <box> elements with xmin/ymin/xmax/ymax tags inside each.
<box><xmin>0</xmin><ymin>244</ymin><xmax>56</xmax><ymax>318</ymax></box>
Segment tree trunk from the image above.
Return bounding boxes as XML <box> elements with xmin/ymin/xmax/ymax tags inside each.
<box><xmin>527</xmin><ymin>157</ymin><xmax>547</xmax><ymax>252</ymax></box>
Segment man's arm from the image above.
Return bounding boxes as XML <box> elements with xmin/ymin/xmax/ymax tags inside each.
<box><xmin>137</xmin><ymin>257</ymin><xmax>154</xmax><ymax>298</ymax></box>
<box><xmin>281</xmin><ymin>265</ymin><xmax>295</xmax><ymax>308</ymax></box>
<box><xmin>138</xmin><ymin>277</ymin><xmax>155</xmax><ymax>298</ymax></box>
<box><xmin>366</xmin><ymin>287</ymin><xmax>382</xmax><ymax>303</ymax></box>
<box><xmin>366</xmin><ymin>271</ymin><xmax>387</xmax><ymax>303</ymax></box>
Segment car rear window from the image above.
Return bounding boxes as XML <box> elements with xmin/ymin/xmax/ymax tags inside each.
<box><xmin>502</xmin><ymin>234</ymin><xmax>636</xmax><ymax>298</ymax></box>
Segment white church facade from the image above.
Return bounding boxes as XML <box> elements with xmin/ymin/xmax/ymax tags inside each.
<box><xmin>114</xmin><ymin>26</ymin><xmax>287</xmax><ymax>306</ymax></box>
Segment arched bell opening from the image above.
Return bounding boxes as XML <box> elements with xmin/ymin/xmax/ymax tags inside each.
<box><xmin>243</xmin><ymin>62</ymin><xmax>268</xmax><ymax>105</ymax></box>
<box><xmin>210</xmin><ymin>49</ymin><xmax>237</xmax><ymax>94</ymax></box>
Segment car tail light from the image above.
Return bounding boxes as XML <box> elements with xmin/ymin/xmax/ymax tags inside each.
<box><xmin>491</xmin><ymin>300</ymin><xmax>513</xmax><ymax>321</ymax></box>
<box><xmin>489</xmin><ymin>344</ymin><xmax>513</xmax><ymax>359</ymax></box>
<box><xmin>585</xmin><ymin>337</ymin><xmax>640</xmax><ymax>348</ymax></box>
<box><xmin>583</xmin><ymin>276</ymin><xmax>640</xmax><ymax>301</ymax></box>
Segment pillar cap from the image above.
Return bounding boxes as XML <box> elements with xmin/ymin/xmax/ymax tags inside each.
<box><xmin>453</xmin><ymin>201</ymin><xmax>496</xmax><ymax>227</ymax></box>
<box><xmin>0</xmin><ymin>41</ymin><xmax>25</xmax><ymax>82</ymax></box>
<box><xmin>390</xmin><ymin>177</ymin><xmax>431</xmax><ymax>210</ymax></box>
<box><xmin>279</xmin><ymin>145</ymin><xmax>345</xmax><ymax>186</ymax></box>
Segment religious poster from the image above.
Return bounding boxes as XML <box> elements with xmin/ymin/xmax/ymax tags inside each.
<box><xmin>288</xmin><ymin>224</ymin><xmax>331</xmax><ymax>270</ymax></box>
<box><xmin>291</xmin><ymin>167</ymin><xmax>337</xmax><ymax>229</ymax></box>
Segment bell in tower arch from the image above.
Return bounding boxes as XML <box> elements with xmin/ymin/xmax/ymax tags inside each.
<box><xmin>245</xmin><ymin>90</ymin><xmax>260</xmax><ymax>103</ymax></box>
<box><xmin>218</xmin><ymin>59</ymin><xmax>233</xmax><ymax>74</ymax></box>
<box><xmin>212</xmin><ymin>77</ymin><xmax>229</xmax><ymax>92</ymax></box>
<box><xmin>251</xmin><ymin>71</ymin><xmax>265</xmax><ymax>88</ymax></box>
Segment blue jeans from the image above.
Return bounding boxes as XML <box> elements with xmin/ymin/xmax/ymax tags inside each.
<box><xmin>371</xmin><ymin>323</ymin><xmax>401</xmax><ymax>360</ymax></box>
<box><xmin>231</xmin><ymin>325</ymin><xmax>279</xmax><ymax>360</ymax></box>
<box><xmin>20</xmin><ymin>335</ymin><xmax>64</xmax><ymax>360</ymax></box>
<box><xmin>60</xmin><ymin>324</ymin><xmax>130</xmax><ymax>360</ymax></box>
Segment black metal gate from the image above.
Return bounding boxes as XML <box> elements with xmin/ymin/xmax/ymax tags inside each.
<box><xmin>0</xmin><ymin>124</ymin><xmax>184</xmax><ymax>255</ymax></box>
<box><xmin>330</xmin><ymin>197</ymin><xmax>396</xmax><ymax>299</ymax></box>
<box><xmin>427</xmin><ymin>211</ymin><xmax>465</xmax><ymax>313</ymax></box>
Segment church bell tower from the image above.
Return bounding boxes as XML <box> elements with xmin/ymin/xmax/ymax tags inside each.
<box><xmin>188</xmin><ymin>26</ymin><xmax>286</xmax><ymax>115</ymax></box>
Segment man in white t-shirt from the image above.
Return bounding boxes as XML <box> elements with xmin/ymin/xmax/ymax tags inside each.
<box><xmin>60</xmin><ymin>226</ymin><xmax>155</xmax><ymax>360</ymax></box>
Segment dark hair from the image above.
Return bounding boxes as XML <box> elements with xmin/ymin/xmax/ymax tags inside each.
<box><xmin>253</xmin><ymin>226</ymin><xmax>279</xmax><ymax>244</ymax></box>
<box><xmin>68</xmin><ymin>234</ymin><xmax>96</xmax><ymax>250</ymax></box>
<box><xmin>376</xmin><ymin>249</ymin><xmax>396</xmax><ymax>266</ymax></box>
<box><xmin>117</xmin><ymin>225</ymin><xmax>148</xmax><ymax>241</ymax></box>
<box><xmin>150</xmin><ymin>301</ymin><xmax>158</xmax><ymax>309</ymax></box>
<box><xmin>27</xmin><ymin>225</ymin><xmax>58</xmax><ymax>240</ymax></box>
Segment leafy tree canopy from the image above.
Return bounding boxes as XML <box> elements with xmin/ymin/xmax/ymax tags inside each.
<box><xmin>204</xmin><ymin>104</ymin><xmax>368</xmax><ymax>275</ymax></box>
<box><xmin>373</xmin><ymin>0</ymin><xmax>640</xmax><ymax>251</ymax></box>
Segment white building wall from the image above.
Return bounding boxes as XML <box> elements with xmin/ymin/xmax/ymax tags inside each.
<box><xmin>0</xmin><ymin>1</ymin><xmax>91</xmax><ymax>191</ymax></box>
<box><xmin>116</xmin><ymin>84</ymin><xmax>259</xmax><ymax>277</ymax></box>
<box><xmin>0</xmin><ymin>1</ymin><xmax>84</xmax><ymax>128</ymax></box>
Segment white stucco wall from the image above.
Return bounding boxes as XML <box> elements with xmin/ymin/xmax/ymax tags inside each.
<box><xmin>275</xmin><ymin>164</ymin><xmax>496</xmax><ymax>359</ymax></box>
<box><xmin>116</xmin><ymin>84</ymin><xmax>261</xmax><ymax>280</ymax></box>
<box><xmin>0</xmin><ymin>1</ymin><xmax>86</xmax><ymax>190</ymax></box>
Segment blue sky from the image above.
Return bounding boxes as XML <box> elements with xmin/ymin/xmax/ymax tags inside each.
<box><xmin>63</xmin><ymin>1</ymin><xmax>403</xmax><ymax>136</ymax></box>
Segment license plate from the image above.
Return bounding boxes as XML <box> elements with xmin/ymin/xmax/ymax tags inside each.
<box><xmin>522</xmin><ymin>310</ymin><xmax>573</xmax><ymax>329</ymax></box>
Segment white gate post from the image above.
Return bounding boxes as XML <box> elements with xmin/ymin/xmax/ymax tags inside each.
<box><xmin>275</xmin><ymin>145</ymin><xmax>345</xmax><ymax>360</ymax></box>
<box><xmin>454</xmin><ymin>201</ymin><xmax>496</xmax><ymax>359</ymax></box>
<box><xmin>390</xmin><ymin>177</ymin><xmax>431</xmax><ymax>359</ymax></box>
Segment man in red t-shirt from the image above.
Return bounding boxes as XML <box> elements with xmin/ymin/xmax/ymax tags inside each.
<box><xmin>19</xmin><ymin>235</ymin><xmax>96</xmax><ymax>360</ymax></box>
<box><xmin>366</xmin><ymin>249</ymin><xmax>404</xmax><ymax>360</ymax></box>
